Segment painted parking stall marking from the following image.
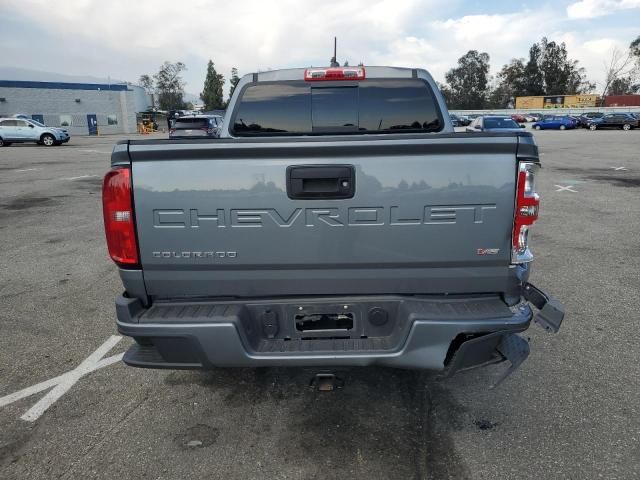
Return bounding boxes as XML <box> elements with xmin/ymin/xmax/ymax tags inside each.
<box><xmin>0</xmin><ymin>336</ymin><xmax>124</xmax><ymax>422</ymax></box>
<box><xmin>59</xmin><ymin>174</ymin><xmax>100</xmax><ymax>181</ymax></box>
<box><xmin>77</xmin><ymin>149</ymin><xmax>112</xmax><ymax>154</ymax></box>
<box><xmin>555</xmin><ymin>185</ymin><xmax>578</xmax><ymax>192</ymax></box>
<box><xmin>610</xmin><ymin>166</ymin><xmax>627</xmax><ymax>171</ymax></box>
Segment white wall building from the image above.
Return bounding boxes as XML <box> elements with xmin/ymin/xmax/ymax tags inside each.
<box><xmin>0</xmin><ymin>80</ymin><xmax>151</xmax><ymax>135</ymax></box>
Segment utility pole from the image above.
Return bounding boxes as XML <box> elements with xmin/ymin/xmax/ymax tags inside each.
<box><xmin>330</xmin><ymin>37</ymin><xmax>339</xmax><ymax>67</ymax></box>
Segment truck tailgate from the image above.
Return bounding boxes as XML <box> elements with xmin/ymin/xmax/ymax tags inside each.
<box><xmin>127</xmin><ymin>135</ymin><xmax>521</xmax><ymax>298</ymax></box>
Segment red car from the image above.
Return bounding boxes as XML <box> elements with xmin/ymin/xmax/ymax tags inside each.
<box><xmin>511</xmin><ymin>114</ymin><xmax>526</xmax><ymax>123</ymax></box>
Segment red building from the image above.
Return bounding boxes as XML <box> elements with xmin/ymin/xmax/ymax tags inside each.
<box><xmin>605</xmin><ymin>95</ymin><xmax>640</xmax><ymax>107</ymax></box>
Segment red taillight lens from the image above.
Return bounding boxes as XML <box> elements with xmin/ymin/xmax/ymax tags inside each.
<box><xmin>304</xmin><ymin>67</ymin><xmax>366</xmax><ymax>81</ymax></box>
<box><xmin>512</xmin><ymin>162</ymin><xmax>539</xmax><ymax>263</ymax></box>
<box><xmin>102</xmin><ymin>167</ymin><xmax>139</xmax><ymax>267</ymax></box>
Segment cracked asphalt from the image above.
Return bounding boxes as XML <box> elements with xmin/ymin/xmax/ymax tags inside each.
<box><xmin>1</xmin><ymin>129</ymin><xmax>639</xmax><ymax>479</ymax></box>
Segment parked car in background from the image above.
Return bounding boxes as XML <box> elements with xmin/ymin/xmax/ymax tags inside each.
<box><xmin>27</xmin><ymin>118</ymin><xmax>70</xmax><ymax>143</ymax></box>
<box><xmin>457</xmin><ymin>115</ymin><xmax>472</xmax><ymax>126</ymax></box>
<box><xmin>449</xmin><ymin>113</ymin><xmax>461</xmax><ymax>127</ymax></box>
<box><xmin>169</xmin><ymin>115</ymin><xmax>223</xmax><ymax>138</ymax></box>
<box><xmin>466</xmin><ymin>116</ymin><xmax>526</xmax><ymax>132</ymax></box>
<box><xmin>0</xmin><ymin>117</ymin><xmax>70</xmax><ymax>146</ymax></box>
<box><xmin>524</xmin><ymin>113</ymin><xmax>543</xmax><ymax>122</ymax></box>
<box><xmin>587</xmin><ymin>113</ymin><xmax>640</xmax><ymax>131</ymax></box>
<box><xmin>511</xmin><ymin>113</ymin><xmax>526</xmax><ymax>123</ymax></box>
<box><xmin>12</xmin><ymin>114</ymin><xmax>71</xmax><ymax>141</ymax></box>
<box><xmin>568</xmin><ymin>115</ymin><xmax>581</xmax><ymax>125</ymax></box>
<box><xmin>531</xmin><ymin>115</ymin><xmax>576</xmax><ymax>130</ymax></box>
<box><xmin>574</xmin><ymin>113</ymin><xmax>598</xmax><ymax>128</ymax></box>
<box><xmin>449</xmin><ymin>113</ymin><xmax>472</xmax><ymax>127</ymax></box>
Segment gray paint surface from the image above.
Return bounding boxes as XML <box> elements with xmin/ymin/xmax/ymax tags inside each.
<box><xmin>129</xmin><ymin>136</ymin><xmax>521</xmax><ymax>298</ymax></box>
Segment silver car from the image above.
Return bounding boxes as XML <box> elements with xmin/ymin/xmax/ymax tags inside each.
<box><xmin>0</xmin><ymin>117</ymin><xmax>70</xmax><ymax>146</ymax></box>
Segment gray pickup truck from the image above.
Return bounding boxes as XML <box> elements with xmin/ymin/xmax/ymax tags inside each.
<box><xmin>103</xmin><ymin>66</ymin><xmax>564</xmax><ymax>384</ymax></box>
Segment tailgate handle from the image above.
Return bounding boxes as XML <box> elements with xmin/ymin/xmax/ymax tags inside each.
<box><xmin>287</xmin><ymin>165</ymin><xmax>355</xmax><ymax>200</ymax></box>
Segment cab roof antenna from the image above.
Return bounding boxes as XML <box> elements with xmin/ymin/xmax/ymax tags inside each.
<box><xmin>329</xmin><ymin>37</ymin><xmax>339</xmax><ymax>67</ymax></box>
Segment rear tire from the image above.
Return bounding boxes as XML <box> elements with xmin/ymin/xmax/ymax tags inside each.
<box><xmin>534</xmin><ymin>125</ymin><xmax>541</xmax><ymax>130</ymax></box>
<box><xmin>559</xmin><ymin>125</ymin><xmax>566</xmax><ymax>130</ymax></box>
<box><xmin>589</xmin><ymin>124</ymin><xmax>597</xmax><ymax>131</ymax></box>
<box><xmin>622</xmin><ymin>124</ymin><xmax>631</xmax><ymax>131</ymax></box>
<box><xmin>0</xmin><ymin>137</ymin><xmax>5</xmax><ymax>147</ymax></box>
<box><xmin>41</xmin><ymin>134</ymin><xmax>55</xmax><ymax>146</ymax></box>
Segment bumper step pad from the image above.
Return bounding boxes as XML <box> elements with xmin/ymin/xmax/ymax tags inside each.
<box><xmin>123</xmin><ymin>343</ymin><xmax>203</xmax><ymax>369</ymax></box>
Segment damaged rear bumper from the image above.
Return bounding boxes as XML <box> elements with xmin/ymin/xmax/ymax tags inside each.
<box><xmin>116</xmin><ymin>284</ymin><xmax>564</xmax><ymax>384</ymax></box>
<box><xmin>442</xmin><ymin>282</ymin><xmax>564</xmax><ymax>386</ymax></box>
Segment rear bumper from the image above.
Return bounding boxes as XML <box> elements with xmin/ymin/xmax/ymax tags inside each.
<box><xmin>115</xmin><ymin>293</ymin><xmax>542</xmax><ymax>372</ymax></box>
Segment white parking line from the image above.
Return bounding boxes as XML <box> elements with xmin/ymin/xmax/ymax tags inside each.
<box><xmin>15</xmin><ymin>168</ymin><xmax>40</xmax><ymax>172</ymax></box>
<box><xmin>77</xmin><ymin>149</ymin><xmax>111</xmax><ymax>154</ymax></box>
<box><xmin>555</xmin><ymin>185</ymin><xmax>578</xmax><ymax>192</ymax></box>
<box><xmin>60</xmin><ymin>174</ymin><xmax>100</xmax><ymax>181</ymax></box>
<box><xmin>610</xmin><ymin>166</ymin><xmax>627</xmax><ymax>171</ymax></box>
<box><xmin>0</xmin><ymin>335</ymin><xmax>124</xmax><ymax>422</ymax></box>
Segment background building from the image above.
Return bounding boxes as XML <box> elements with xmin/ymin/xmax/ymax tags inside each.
<box><xmin>0</xmin><ymin>80</ymin><xmax>151</xmax><ymax>135</ymax></box>
<box><xmin>515</xmin><ymin>94</ymin><xmax>600</xmax><ymax>109</ymax></box>
<box><xmin>604</xmin><ymin>95</ymin><xmax>640</xmax><ymax>107</ymax></box>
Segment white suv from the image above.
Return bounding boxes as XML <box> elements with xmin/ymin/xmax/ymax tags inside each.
<box><xmin>0</xmin><ymin>117</ymin><xmax>70</xmax><ymax>147</ymax></box>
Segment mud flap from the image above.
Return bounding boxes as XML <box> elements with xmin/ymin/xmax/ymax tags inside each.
<box><xmin>523</xmin><ymin>283</ymin><xmax>565</xmax><ymax>333</ymax></box>
<box><xmin>490</xmin><ymin>333</ymin><xmax>530</xmax><ymax>389</ymax></box>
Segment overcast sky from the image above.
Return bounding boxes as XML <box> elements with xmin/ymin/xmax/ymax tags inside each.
<box><xmin>1</xmin><ymin>0</ymin><xmax>639</xmax><ymax>97</ymax></box>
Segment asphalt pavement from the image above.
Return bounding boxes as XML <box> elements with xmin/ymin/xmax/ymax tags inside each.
<box><xmin>0</xmin><ymin>129</ymin><xmax>639</xmax><ymax>479</ymax></box>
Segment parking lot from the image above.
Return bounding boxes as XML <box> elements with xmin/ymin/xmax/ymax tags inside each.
<box><xmin>0</xmin><ymin>129</ymin><xmax>639</xmax><ymax>480</ymax></box>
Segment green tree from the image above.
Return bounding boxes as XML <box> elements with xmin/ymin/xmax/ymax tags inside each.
<box><xmin>489</xmin><ymin>58</ymin><xmax>527</xmax><ymax>108</ymax></box>
<box><xmin>631</xmin><ymin>35</ymin><xmax>640</xmax><ymax>59</ymax></box>
<box><xmin>523</xmin><ymin>43</ymin><xmax>545</xmax><ymax>96</ymax></box>
<box><xmin>200</xmin><ymin>60</ymin><xmax>225</xmax><ymax>110</ymax></box>
<box><xmin>600</xmin><ymin>36</ymin><xmax>640</xmax><ymax>100</ymax></box>
<box><xmin>228</xmin><ymin>67</ymin><xmax>240</xmax><ymax>102</ymax></box>
<box><xmin>138</xmin><ymin>74</ymin><xmax>154</xmax><ymax>93</ymax></box>
<box><xmin>154</xmin><ymin>61</ymin><xmax>187</xmax><ymax>110</ymax></box>
<box><xmin>138</xmin><ymin>74</ymin><xmax>155</xmax><ymax>109</ymax></box>
<box><xmin>528</xmin><ymin>38</ymin><xmax>593</xmax><ymax>94</ymax></box>
<box><xmin>443</xmin><ymin>50</ymin><xmax>491</xmax><ymax>109</ymax></box>
<box><xmin>608</xmin><ymin>77</ymin><xmax>639</xmax><ymax>95</ymax></box>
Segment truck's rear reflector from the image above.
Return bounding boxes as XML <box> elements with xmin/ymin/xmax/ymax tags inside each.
<box><xmin>102</xmin><ymin>167</ymin><xmax>139</xmax><ymax>268</ymax></box>
<box><xmin>304</xmin><ymin>67</ymin><xmax>366</xmax><ymax>81</ymax></box>
<box><xmin>512</xmin><ymin>162</ymin><xmax>539</xmax><ymax>263</ymax></box>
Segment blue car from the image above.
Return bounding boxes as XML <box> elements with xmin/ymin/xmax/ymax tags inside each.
<box><xmin>532</xmin><ymin>115</ymin><xmax>576</xmax><ymax>130</ymax></box>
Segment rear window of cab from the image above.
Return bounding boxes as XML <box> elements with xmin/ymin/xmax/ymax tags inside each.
<box><xmin>231</xmin><ymin>79</ymin><xmax>443</xmax><ymax>136</ymax></box>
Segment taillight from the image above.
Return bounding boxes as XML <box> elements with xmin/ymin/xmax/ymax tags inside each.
<box><xmin>512</xmin><ymin>162</ymin><xmax>540</xmax><ymax>264</ymax></box>
<box><xmin>304</xmin><ymin>67</ymin><xmax>366</xmax><ymax>81</ymax></box>
<box><xmin>102</xmin><ymin>167</ymin><xmax>139</xmax><ymax>268</ymax></box>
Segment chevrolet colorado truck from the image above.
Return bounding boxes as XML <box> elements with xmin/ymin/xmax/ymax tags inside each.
<box><xmin>103</xmin><ymin>66</ymin><xmax>564</xmax><ymax>383</ymax></box>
